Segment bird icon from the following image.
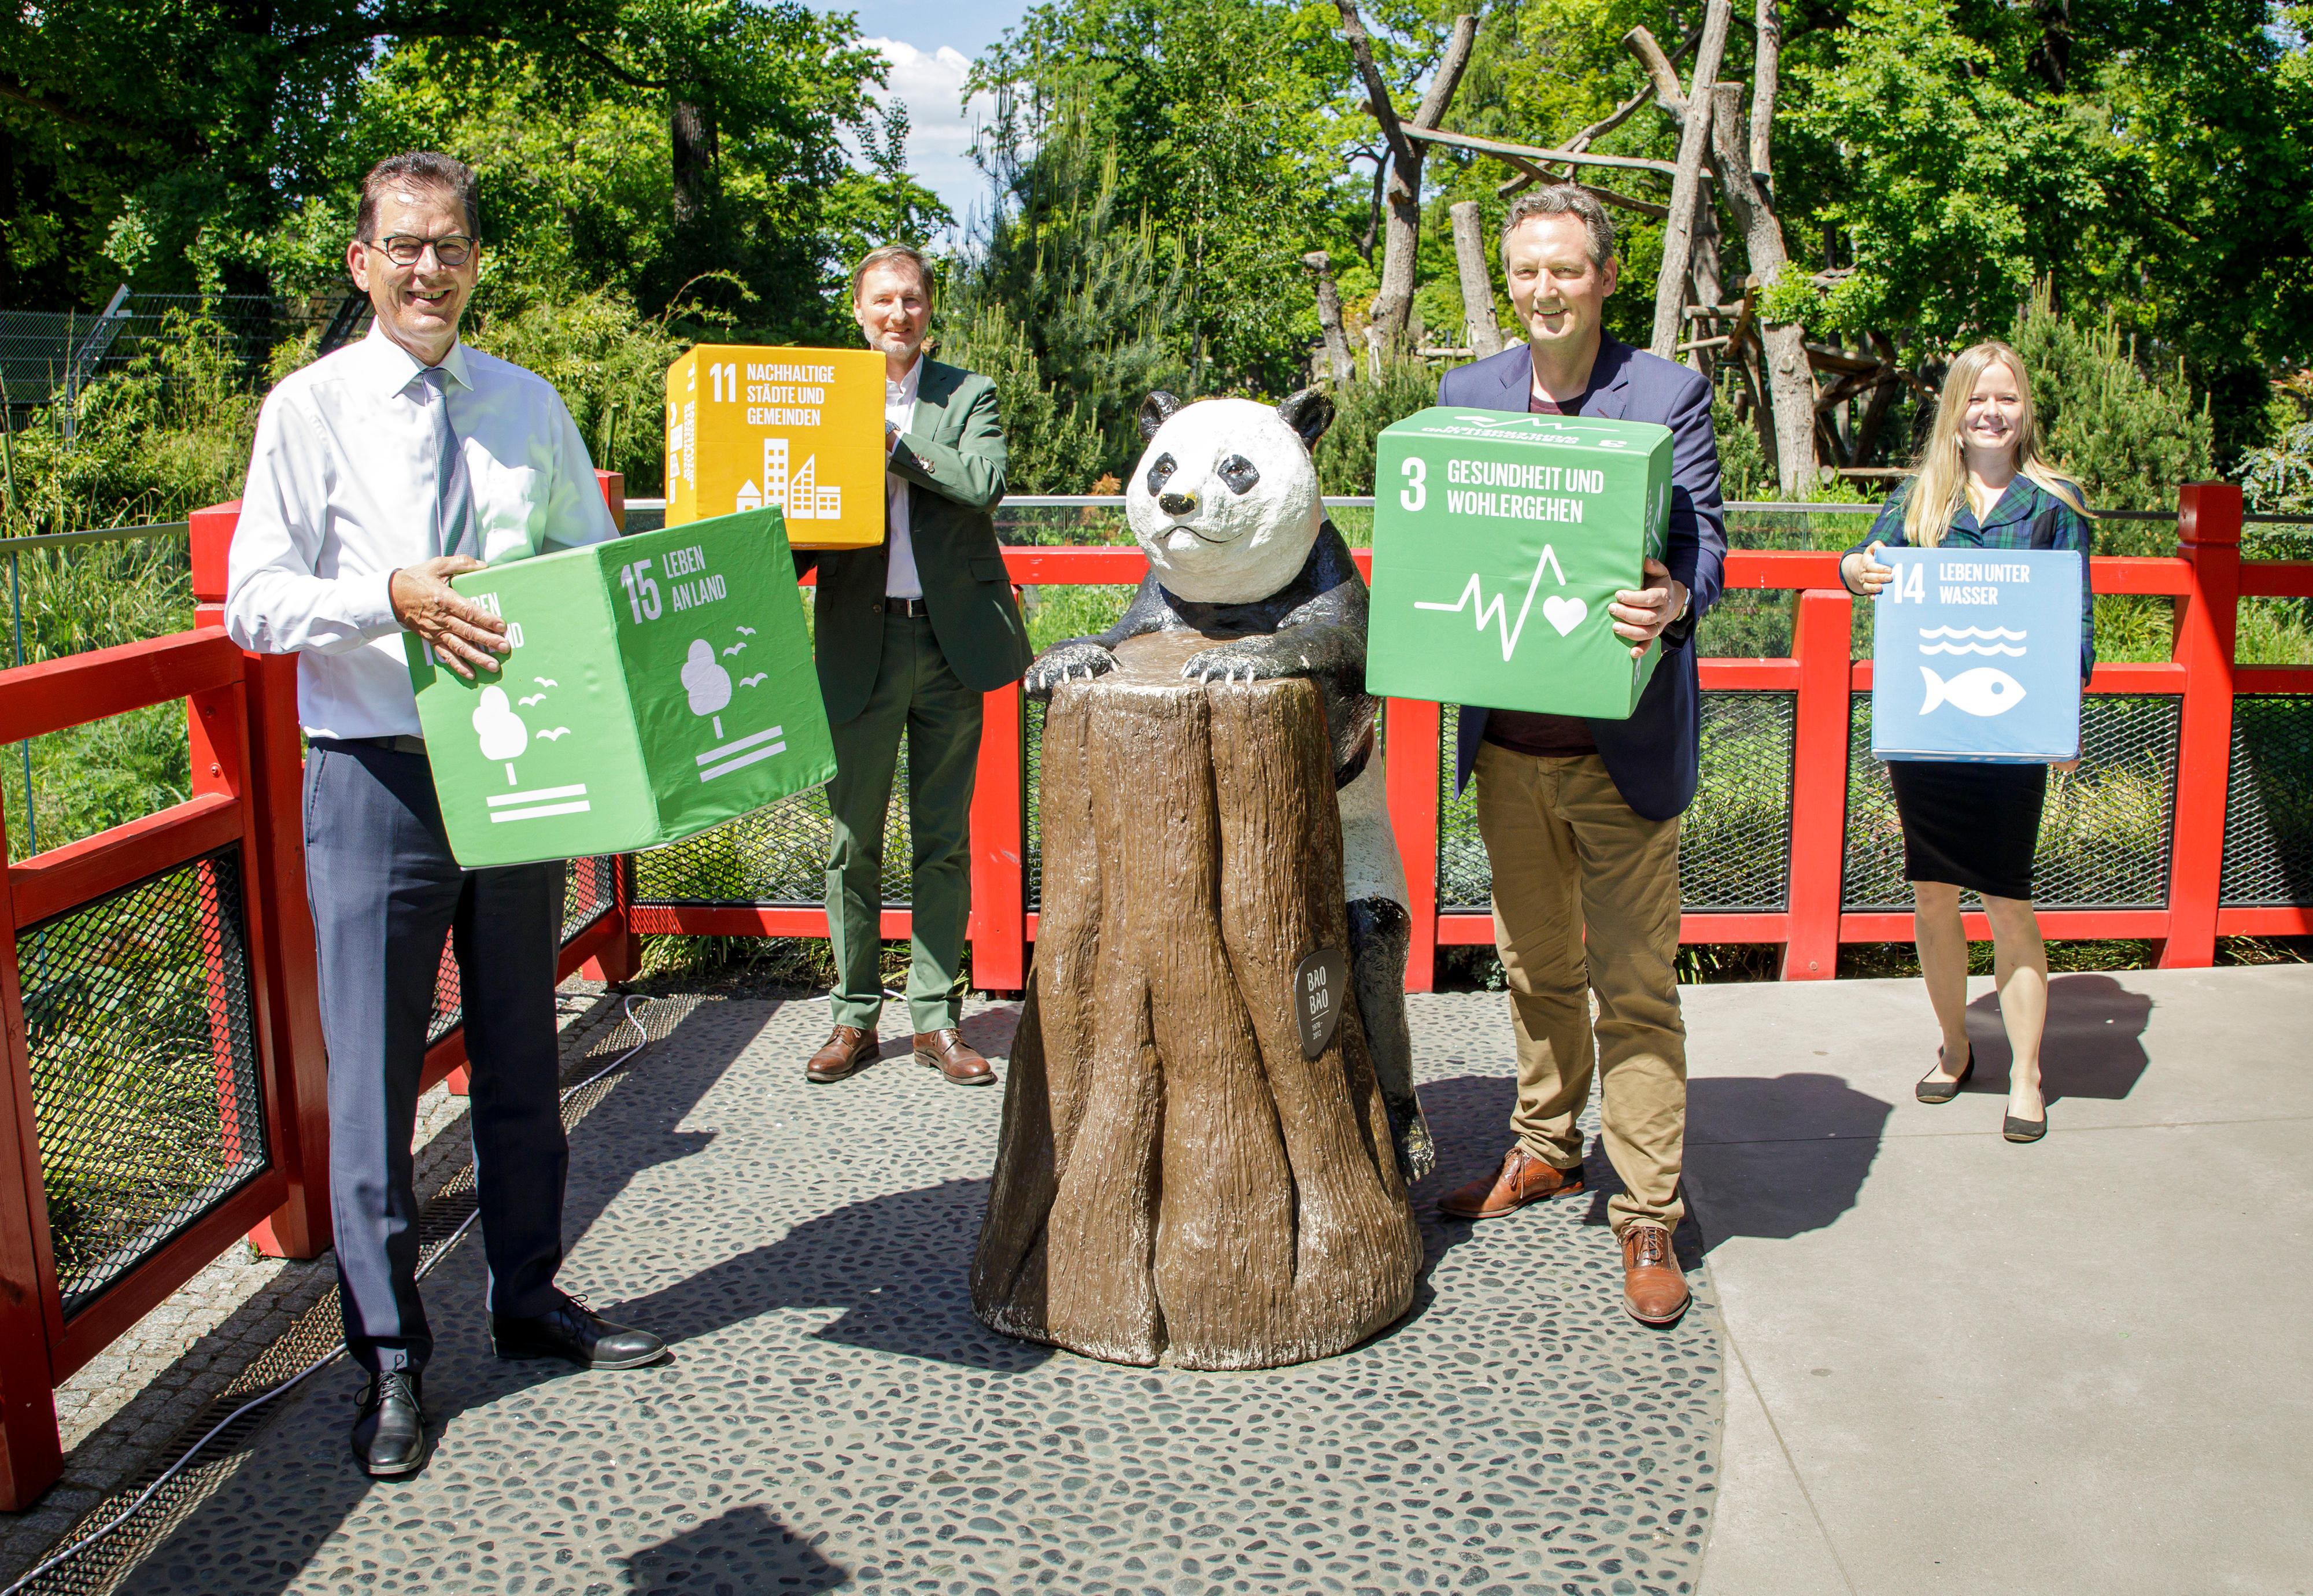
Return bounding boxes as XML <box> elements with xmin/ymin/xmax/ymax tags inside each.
<box><xmin>537</xmin><ymin>727</ymin><xmax>572</xmax><ymax>741</ymax></box>
<box><xmin>739</xmin><ymin>673</ymin><xmax>767</xmax><ymax>688</ymax></box>
<box><xmin>518</xmin><ymin>693</ymin><xmax>548</xmax><ymax>707</ymax></box>
<box><xmin>736</xmin><ymin>626</ymin><xmax>757</xmax><ymax>636</ymax></box>
<box><xmin>533</xmin><ymin>677</ymin><xmax>558</xmax><ymax>687</ymax></box>
<box><xmin>721</xmin><ymin>642</ymin><xmax>747</xmax><ymax>657</ymax></box>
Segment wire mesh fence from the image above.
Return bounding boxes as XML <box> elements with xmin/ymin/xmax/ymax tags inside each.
<box><xmin>1843</xmin><ymin>694</ymin><xmax>2181</xmax><ymax>910</ymax></box>
<box><xmin>15</xmin><ymin>847</ymin><xmax>265</xmax><ymax>1318</ymax></box>
<box><xmin>631</xmin><ymin>761</ymin><xmax>911</xmax><ymax>907</ymax></box>
<box><xmin>2221</xmin><ymin>695</ymin><xmax>2313</xmax><ymax>906</ymax></box>
<box><xmin>1434</xmin><ymin>693</ymin><xmax>1798</xmax><ymax>912</ymax></box>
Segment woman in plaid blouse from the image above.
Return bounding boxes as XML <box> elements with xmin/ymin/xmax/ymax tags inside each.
<box><xmin>1839</xmin><ymin>340</ymin><xmax>2096</xmax><ymax>1144</ymax></box>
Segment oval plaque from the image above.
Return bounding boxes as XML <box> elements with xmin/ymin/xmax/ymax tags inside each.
<box><xmin>1294</xmin><ymin>947</ymin><xmax>1348</xmax><ymax>1059</ymax></box>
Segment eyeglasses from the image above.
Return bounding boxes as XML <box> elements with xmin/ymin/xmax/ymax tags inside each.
<box><xmin>367</xmin><ymin>234</ymin><xmax>478</xmax><ymax>268</ymax></box>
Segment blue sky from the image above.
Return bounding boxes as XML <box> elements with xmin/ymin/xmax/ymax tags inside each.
<box><xmin>804</xmin><ymin>0</ymin><xmax>1033</xmax><ymax>238</ymax></box>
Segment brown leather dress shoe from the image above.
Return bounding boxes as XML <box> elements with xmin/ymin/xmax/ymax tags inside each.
<box><xmin>1621</xmin><ymin>1224</ymin><xmax>1691</xmax><ymax>1327</ymax></box>
<box><xmin>804</xmin><ymin>1025</ymin><xmax>877</xmax><ymax>1083</ymax></box>
<box><xmin>914</xmin><ymin>1029</ymin><xmax>995</xmax><ymax>1085</ymax></box>
<box><xmin>1438</xmin><ymin>1146</ymin><xmax>1584</xmax><ymax>1219</ymax></box>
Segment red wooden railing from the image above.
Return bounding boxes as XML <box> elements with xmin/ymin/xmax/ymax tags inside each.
<box><xmin>0</xmin><ymin>478</ymin><xmax>2301</xmax><ymax>1508</ymax></box>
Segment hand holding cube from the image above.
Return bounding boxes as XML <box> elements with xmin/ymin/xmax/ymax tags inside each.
<box><xmin>1606</xmin><ymin>558</ymin><xmax>1690</xmax><ymax>660</ymax></box>
<box><xmin>391</xmin><ymin>555</ymin><xmax>508</xmax><ymax>679</ymax></box>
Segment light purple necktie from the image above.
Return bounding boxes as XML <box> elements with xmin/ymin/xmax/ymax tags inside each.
<box><xmin>417</xmin><ymin>365</ymin><xmax>477</xmax><ymax>561</ymax></box>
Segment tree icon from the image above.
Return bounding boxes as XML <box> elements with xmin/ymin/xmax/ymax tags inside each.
<box><xmin>682</xmin><ymin>638</ymin><xmax>733</xmax><ymax>737</ymax></box>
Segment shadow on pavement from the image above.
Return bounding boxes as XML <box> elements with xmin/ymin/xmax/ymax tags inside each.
<box><xmin>1683</xmin><ymin>1073</ymin><xmax>1894</xmax><ymax>1254</ymax></box>
<box><xmin>1963</xmin><ymin>971</ymin><xmax>2153</xmax><ymax>1104</ymax></box>
<box><xmin>620</xmin><ymin>1503</ymin><xmax>849</xmax><ymax>1593</ymax></box>
<box><xmin>117</xmin><ymin>994</ymin><xmax>767</xmax><ymax>1596</ymax></box>
<box><xmin>603</xmin><ymin>1174</ymin><xmax>1053</xmax><ymax>1374</ymax></box>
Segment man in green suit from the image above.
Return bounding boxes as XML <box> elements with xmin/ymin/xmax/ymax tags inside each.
<box><xmin>799</xmin><ymin>244</ymin><xmax>1033</xmax><ymax>1087</ymax></box>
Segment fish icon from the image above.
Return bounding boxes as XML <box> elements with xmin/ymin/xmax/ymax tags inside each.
<box><xmin>721</xmin><ymin>642</ymin><xmax>747</xmax><ymax>657</ymax></box>
<box><xmin>739</xmin><ymin>673</ymin><xmax>767</xmax><ymax>688</ymax></box>
<box><xmin>537</xmin><ymin>727</ymin><xmax>572</xmax><ymax>741</ymax></box>
<box><xmin>518</xmin><ymin>693</ymin><xmax>548</xmax><ymax>707</ymax></box>
<box><xmin>1920</xmin><ymin>665</ymin><xmax>2026</xmax><ymax>717</ymax></box>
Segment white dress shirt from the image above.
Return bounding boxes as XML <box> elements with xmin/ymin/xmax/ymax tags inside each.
<box><xmin>883</xmin><ymin>356</ymin><xmax>923</xmax><ymax>599</ymax></box>
<box><xmin>225</xmin><ymin>322</ymin><xmax>616</xmax><ymax>739</ymax></box>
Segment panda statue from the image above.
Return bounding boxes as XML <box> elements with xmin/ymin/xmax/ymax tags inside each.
<box><xmin>1024</xmin><ymin>389</ymin><xmax>1435</xmax><ymax>1184</ymax></box>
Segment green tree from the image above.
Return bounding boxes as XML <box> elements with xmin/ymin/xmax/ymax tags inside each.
<box><xmin>945</xmin><ymin>107</ymin><xmax>1189</xmax><ymax>478</ymax></box>
<box><xmin>2009</xmin><ymin>284</ymin><xmax>2212</xmax><ymax>538</ymax></box>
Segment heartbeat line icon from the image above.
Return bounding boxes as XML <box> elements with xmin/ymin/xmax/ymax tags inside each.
<box><xmin>1414</xmin><ymin>546</ymin><xmax>1568</xmax><ymax>661</ymax></box>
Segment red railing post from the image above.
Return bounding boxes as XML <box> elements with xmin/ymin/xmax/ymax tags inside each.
<box><xmin>1384</xmin><ymin>698</ymin><xmax>1442</xmax><ymax>993</ymax></box>
<box><xmin>969</xmin><ymin>674</ymin><xmax>1028</xmax><ymax>993</ymax></box>
<box><xmin>2160</xmin><ymin>483</ymin><xmax>2242</xmax><ymax>969</ymax></box>
<box><xmin>191</xmin><ymin>501</ymin><xmax>334</xmax><ymax>1259</ymax></box>
<box><xmin>0</xmin><ymin>796</ymin><xmax>64</xmax><ymax>1506</ymax></box>
<box><xmin>1782</xmin><ymin>589</ymin><xmax>1854</xmax><ymax>979</ymax></box>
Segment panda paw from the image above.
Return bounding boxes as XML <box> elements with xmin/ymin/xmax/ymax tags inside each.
<box><xmin>1024</xmin><ymin>641</ymin><xmax>1118</xmax><ymax>700</ymax></box>
<box><xmin>1181</xmin><ymin>641</ymin><xmax>1303</xmax><ymax>685</ymax></box>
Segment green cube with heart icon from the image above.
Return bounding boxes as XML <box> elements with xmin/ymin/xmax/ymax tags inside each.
<box><xmin>1365</xmin><ymin>407</ymin><xmax>1675</xmax><ymax>719</ymax></box>
<box><xmin>405</xmin><ymin>505</ymin><xmax>835</xmax><ymax>869</ymax></box>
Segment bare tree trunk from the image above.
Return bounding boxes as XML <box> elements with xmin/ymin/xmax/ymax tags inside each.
<box><xmin>1750</xmin><ymin>0</ymin><xmax>1782</xmax><ymax>183</ymax></box>
<box><xmin>1686</xmin><ymin>200</ymin><xmax>1723</xmax><ymax>378</ymax></box>
<box><xmin>973</xmin><ymin>637</ymin><xmax>1421</xmax><ymax>1369</ymax></box>
<box><xmin>1338</xmin><ymin>5</ymin><xmax>1477</xmax><ymax>356</ymax></box>
<box><xmin>1449</xmin><ymin>201</ymin><xmax>1505</xmax><ymax>359</ymax></box>
<box><xmin>1649</xmin><ymin>0</ymin><xmax>1735</xmax><ymax>360</ymax></box>
<box><xmin>1708</xmin><ymin>83</ymin><xmax>1816</xmax><ymax>494</ymax></box>
<box><xmin>1303</xmin><ymin>251</ymin><xmax>1357</xmax><ymax>384</ymax></box>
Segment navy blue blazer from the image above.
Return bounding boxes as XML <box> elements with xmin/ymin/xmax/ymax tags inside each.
<box><xmin>1435</xmin><ymin>335</ymin><xmax>1727</xmax><ymax>821</ymax></box>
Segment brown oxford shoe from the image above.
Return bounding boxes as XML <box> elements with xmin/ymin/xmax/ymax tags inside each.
<box><xmin>1621</xmin><ymin>1224</ymin><xmax>1691</xmax><ymax>1327</ymax></box>
<box><xmin>804</xmin><ymin>1025</ymin><xmax>877</xmax><ymax>1083</ymax></box>
<box><xmin>1438</xmin><ymin>1146</ymin><xmax>1585</xmax><ymax>1220</ymax></box>
<box><xmin>914</xmin><ymin>1028</ymin><xmax>995</xmax><ymax>1085</ymax></box>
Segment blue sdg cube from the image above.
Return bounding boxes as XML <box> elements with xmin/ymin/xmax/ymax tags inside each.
<box><xmin>1870</xmin><ymin>546</ymin><xmax>2084</xmax><ymax>763</ymax></box>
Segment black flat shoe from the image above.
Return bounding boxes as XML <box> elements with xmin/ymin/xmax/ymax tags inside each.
<box><xmin>2003</xmin><ymin>1112</ymin><xmax>2048</xmax><ymax>1143</ymax></box>
<box><xmin>1915</xmin><ymin>1048</ymin><xmax>1974</xmax><ymax>1104</ymax></box>
<box><xmin>350</xmin><ymin>1371</ymin><xmax>429</xmax><ymax>1477</ymax></box>
<box><xmin>492</xmin><ymin>1294</ymin><xmax>668</xmax><ymax>1370</ymax></box>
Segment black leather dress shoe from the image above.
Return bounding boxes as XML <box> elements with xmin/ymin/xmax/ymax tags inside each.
<box><xmin>491</xmin><ymin>1295</ymin><xmax>667</xmax><ymax>1370</ymax></box>
<box><xmin>350</xmin><ymin>1371</ymin><xmax>429</xmax><ymax>1477</ymax></box>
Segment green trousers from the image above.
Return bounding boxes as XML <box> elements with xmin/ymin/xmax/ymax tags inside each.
<box><xmin>825</xmin><ymin>611</ymin><xmax>983</xmax><ymax>1035</ymax></box>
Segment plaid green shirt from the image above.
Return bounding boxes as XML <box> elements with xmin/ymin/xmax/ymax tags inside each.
<box><xmin>1855</xmin><ymin>476</ymin><xmax>2097</xmax><ymax>682</ymax></box>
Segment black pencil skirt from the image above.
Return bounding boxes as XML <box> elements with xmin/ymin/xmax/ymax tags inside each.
<box><xmin>1886</xmin><ymin>759</ymin><xmax>2049</xmax><ymax>902</ymax></box>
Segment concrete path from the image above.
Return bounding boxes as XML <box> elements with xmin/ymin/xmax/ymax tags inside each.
<box><xmin>1683</xmin><ymin>965</ymin><xmax>2313</xmax><ymax>1596</ymax></box>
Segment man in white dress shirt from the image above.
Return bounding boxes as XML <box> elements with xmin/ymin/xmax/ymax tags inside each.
<box><xmin>225</xmin><ymin>152</ymin><xmax>663</xmax><ymax>1479</ymax></box>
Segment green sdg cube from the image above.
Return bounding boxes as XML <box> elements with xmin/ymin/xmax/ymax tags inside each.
<box><xmin>1367</xmin><ymin>407</ymin><xmax>1674</xmax><ymax>719</ymax></box>
<box><xmin>407</xmin><ymin>505</ymin><xmax>836</xmax><ymax>868</ymax></box>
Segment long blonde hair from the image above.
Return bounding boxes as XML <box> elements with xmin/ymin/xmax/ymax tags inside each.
<box><xmin>1903</xmin><ymin>339</ymin><xmax>2090</xmax><ymax>546</ymax></box>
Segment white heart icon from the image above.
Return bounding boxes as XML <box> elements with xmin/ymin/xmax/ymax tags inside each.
<box><xmin>1542</xmin><ymin>594</ymin><xmax>1587</xmax><ymax>637</ymax></box>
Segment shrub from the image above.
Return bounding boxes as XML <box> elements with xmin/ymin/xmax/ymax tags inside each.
<box><xmin>2009</xmin><ymin>285</ymin><xmax>2213</xmax><ymax>541</ymax></box>
<box><xmin>1316</xmin><ymin>357</ymin><xmax>1447</xmax><ymax>497</ymax></box>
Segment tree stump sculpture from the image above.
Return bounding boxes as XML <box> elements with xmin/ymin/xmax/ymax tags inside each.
<box><xmin>973</xmin><ymin>634</ymin><xmax>1422</xmax><ymax>1369</ymax></box>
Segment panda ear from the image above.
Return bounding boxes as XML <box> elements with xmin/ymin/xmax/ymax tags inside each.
<box><xmin>1137</xmin><ymin>391</ymin><xmax>1184</xmax><ymax>441</ymax></box>
<box><xmin>1276</xmin><ymin>387</ymin><xmax>1335</xmax><ymax>452</ymax></box>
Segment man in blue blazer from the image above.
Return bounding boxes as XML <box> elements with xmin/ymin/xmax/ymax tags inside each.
<box><xmin>1431</xmin><ymin>186</ymin><xmax>1726</xmax><ymax>1328</ymax></box>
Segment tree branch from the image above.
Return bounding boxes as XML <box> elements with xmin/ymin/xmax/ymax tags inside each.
<box><xmin>1335</xmin><ymin>1</ymin><xmax>1416</xmax><ymax>171</ymax></box>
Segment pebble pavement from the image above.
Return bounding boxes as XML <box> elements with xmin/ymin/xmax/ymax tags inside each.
<box><xmin>83</xmin><ymin>989</ymin><xmax>1723</xmax><ymax>1596</ymax></box>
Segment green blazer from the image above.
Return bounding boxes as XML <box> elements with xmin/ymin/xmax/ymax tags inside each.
<box><xmin>797</xmin><ymin>359</ymin><xmax>1032</xmax><ymax>724</ymax></box>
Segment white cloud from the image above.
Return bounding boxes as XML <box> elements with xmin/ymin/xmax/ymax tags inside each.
<box><xmin>863</xmin><ymin>38</ymin><xmax>999</xmax><ymax>238</ymax></box>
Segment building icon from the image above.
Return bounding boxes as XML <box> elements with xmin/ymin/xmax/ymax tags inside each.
<box><xmin>759</xmin><ymin>437</ymin><xmax>838</xmax><ymax>523</ymax></box>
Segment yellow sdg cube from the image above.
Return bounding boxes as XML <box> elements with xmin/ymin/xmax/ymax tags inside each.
<box><xmin>662</xmin><ymin>345</ymin><xmax>888</xmax><ymax>549</ymax></box>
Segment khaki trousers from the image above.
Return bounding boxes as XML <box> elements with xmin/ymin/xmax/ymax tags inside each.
<box><xmin>1472</xmin><ymin>742</ymin><xmax>1687</xmax><ymax>1236</ymax></box>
